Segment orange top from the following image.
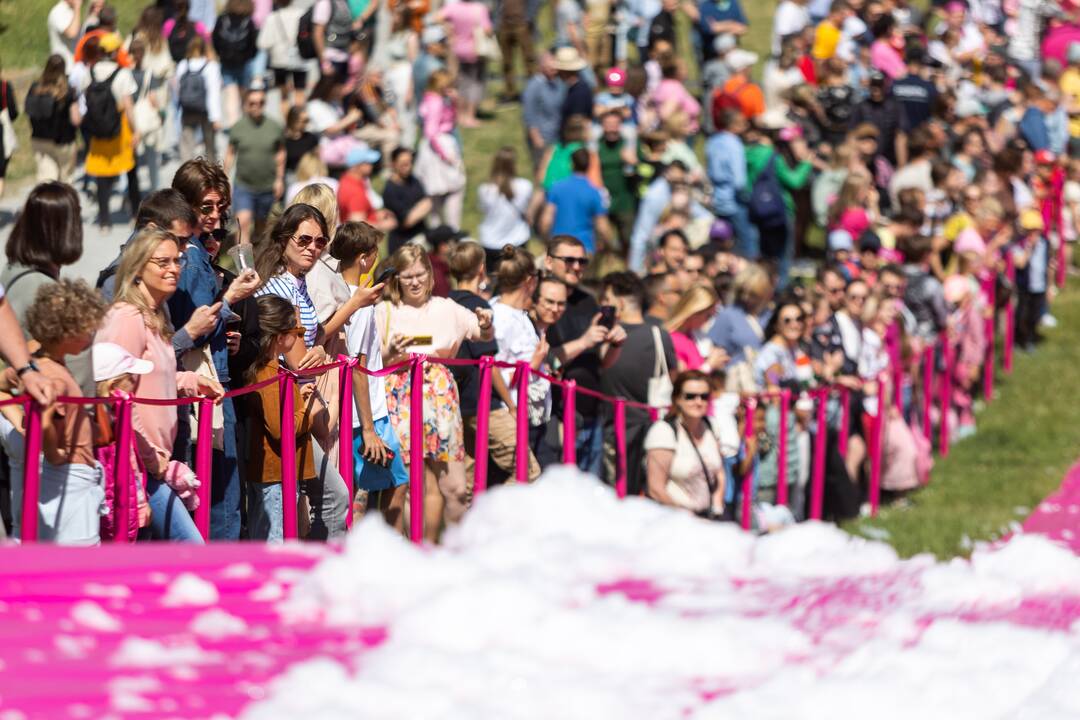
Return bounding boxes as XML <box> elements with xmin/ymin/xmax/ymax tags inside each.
<box><xmin>720</xmin><ymin>77</ymin><xmax>765</xmax><ymax>120</ymax></box>
<box><xmin>74</xmin><ymin>30</ymin><xmax>134</xmax><ymax>68</ymax></box>
<box><xmin>245</xmin><ymin>361</ymin><xmax>321</xmax><ymax>484</ymax></box>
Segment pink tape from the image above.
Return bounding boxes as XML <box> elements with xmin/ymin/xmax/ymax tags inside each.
<box><xmin>613</xmin><ymin>400</ymin><xmax>627</xmax><ymax>499</ymax></box>
<box><xmin>922</xmin><ymin>345</ymin><xmax>933</xmax><ymax>443</ymax></box>
<box><xmin>193</xmin><ymin>397</ymin><xmax>214</xmax><ymax>541</ymax></box>
<box><xmin>514</xmin><ymin>362</ymin><xmax>530</xmax><ymax>484</ymax></box>
<box><xmin>279</xmin><ymin>373</ymin><xmax>298</xmax><ymax>540</ymax></box>
<box><xmin>810</xmin><ymin>391</ymin><xmax>827</xmax><ymax>521</ymax></box>
<box><xmin>338</xmin><ymin>356</ymin><xmax>356</xmax><ymax>529</ymax></box>
<box><xmin>472</xmin><ymin>356</ymin><xmax>494</xmax><ymax>496</ymax></box>
<box><xmin>776</xmin><ymin>390</ymin><xmax>790</xmax><ymax>507</ymax></box>
<box><xmin>1004</xmin><ymin>253</ymin><xmax>1015</xmax><ymax>374</ymax></box>
<box><xmin>562</xmin><ymin>380</ymin><xmax>577</xmax><ymax>466</ymax></box>
<box><xmin>869</xmin><ymin>374</ymin><xmax>885</xmax><ymax>516</ymax></box>
<box><xmin>939</xmin><ymin>340</ymin><xmax>951</xmax><ymax>458</ymax></box>
<box><xmin>20</xmin><ymin>399</ymin><xmax>43</xmax><ymax>542</ymax></box>
<box><xmin>111</xmin><ymin>393</ymin><xmax>134</xmax><ymax>545</ymax></box>
<box><xmin>408</xmin><ymin>355</ymin><xmax>425</xmax><ymax>544</ymax></box>
<box><xmin>838</xmin><ymin>387</ymin><xmax>850</xmax><ymax>459</ymax></box>
<box><xmin>741</xmin><ymin>398</ymin><xmax>756</xmax><ymax>531</ymax></box>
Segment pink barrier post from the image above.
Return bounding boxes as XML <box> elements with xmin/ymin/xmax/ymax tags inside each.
<box><xmin>889</xmin><ymin>325</ymin><xmax>903</xmax><ymax>413</ymax></box>
<box><xmin>409</xmin><ymin>355</ymin><xmax>425</xmax><ymax>544</ymax></box>
<box><xmin>776</xmin><ymin>390</ymin><xmax>790</xmax><ymax>507</ymax></box>
<box><xmin>869</xmin><ymin>375</ymin><xmax>885</xmax><ymax>516</ymax></box>
<box><xmin>514</xmin><ymin>362</ymin><xmax>530</xmax><ymax>484</ymax></box>
<box><xmin>741</xmin><ymin>398</ymin><xmax>756</xmax><ymax>531</ymax></box>
<box><xmin>279</xmin><ymin>373</ymin><xmax>299</xmax><ymax>540</ymax></box>
<box><xmin>19</xmin><ymin>399</ymin><xmax>43</xmax><ymax>542</ymax></box>
<box><xmin>337</xmin><ymin>357</ymin><xmax>356</xmax><ymax>528</ymax></box>
<box><xmin>939</xmin><ymin>340</ymin><xmax>951</xmax><ymax>458</ymax></box>
<box><xmin>838</xmin><ymin>387</ymin><xmax>850</xmax><ymax>459</ymax></box>
<box><xmin>472</xmin><ymin>356</ymin><xmax>494</xmax><ymax>496</ymax></box>
<box><xmin>1057</xmin><ymin>225</ymin><xmax>1067</xmax><ymax>289</ymax></box>
<box><xmin>613</xmin><ymin>399</ymin><xmax>628</xmax><ymax>499</ymax></box>
<box><xmin>1004</xmin><ymin>253</ymin><xmax>1016</xmax><ymax>374</ymax></box>
<box><xmin>562</xmin><ymin>380</ymin><xmax>577</xmax><ymax>466</ymax></box>
<box><xmin>921</xmin><ymin>345</ymin><xmax>933</xmax><ymax>444</ymax></box>
<box><xmin>111</xmin><ymin>393</ymin><xmax>134</xmax><ymax>544</ymax></box>
<box><xmin>983</xmin><ymin>276</ymin><xmax>996</xmax><ymax>402</ymax></box>
<box><xmin>809</xmin><ymin>390</ymin><xmax>827</xmax><ymax>521</ymax></box>
<box><xmin>193</xmin><ymin>397</ymin><xmax>214</xmax><ymax>541</ymax></box>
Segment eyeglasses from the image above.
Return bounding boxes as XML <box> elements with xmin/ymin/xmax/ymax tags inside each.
<box><xmin>147</xmin><ymin>255</ymin><xmax>186</xmax><ymax>271</ymax></box>
<box><xmin>681</xmin><ymin>392</ymin><xmax>710</xmax><ymax>401</ymax></box>
<box><xmin>292</xmin><ymin>234</ymin><xmax>329</xmax><ymax>249</ymax></box>
<box><xmin>198</xmin><ymin>201</ymin><xmax>228</xmax><ymax>216</ymax></box>
<box><xmin>780</xmin><ymin>315</ymin><xmax>804</xmax><ymax>325</ymax></box>
<box><xmin>551</xmin><ymin>255</ymin><xmax>589</xmax><ymax>268</ymax></box>
<box><xmin>399</xmin><ymin>270</ymin><xmax>429</xmax><ymax>285</ymax></box>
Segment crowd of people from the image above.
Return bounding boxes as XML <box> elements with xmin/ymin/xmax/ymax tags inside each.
<box><xmin>0</xmin><ymin>0</ymin><xmax>1072</xmax><ymax>541</ymax></box>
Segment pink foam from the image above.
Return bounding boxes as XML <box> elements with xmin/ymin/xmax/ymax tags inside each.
<box><xmin>1022</xmin><ymin>460</ymin><xmax>1080</xmax><ymax>553</ymax></box>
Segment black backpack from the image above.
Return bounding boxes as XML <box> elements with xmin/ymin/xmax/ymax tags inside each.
<box><xmin>168</xmin><ymin>20</ymin><xmax>195</xmax><ymax>63</ymax></box>
<box><xmin>82</xmin><ymin>67</ymin><xmax>122</xmax><ymax>139</ymax></box>
<box><xmin>212</xmin><ymin>14</ymin><xmax>257</xmax><ymax>67</ymax></box>
<box><xmin>748</xmin><ymin>153</ymin><xmax>787</xmax><ymax>229</ymax></box>
<box><xmin>297</xmin><ymin>8</ymin><xmax>317</xmax><ymax>59</ymax></box>
<box><xmin>25</xmin><ymin>87</ymin><xmax>57</xmax><ymax>123</ymax></box>
<box><xmin>178</xmin><ymin>62</ymin><xmax>207</xmax><ymax>116</ymax></box>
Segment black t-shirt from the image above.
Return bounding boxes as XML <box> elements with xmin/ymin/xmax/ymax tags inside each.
<box><xmin>601</xmin><ymin>322</ymin><xmax>676</xmax><ymax>427</ymax></box>
<box><xmin>849</xmin><ymin>96</ymin><xmax>908</xmax><ymax>165</ymax></box>
<box><xmin>546</xmin><ymin>285</ymin><xmax>602</xmax><ymax>418</ymax></box>
<box><xmin>449</xmin><ymin>290</ymin><xmax>501</xmax><ymax>417</ymax></box>
<box><xmin>284</xmin><ymin>131</ymin><xmax>319</xmax><ymax>173</ymax></box>
<box><xmin>383</xmin><ymin>175</ymin><xmax>428</xmax><ymax>251</ymax></box>
<box><xmin>26</xmin><ymin>83</ymin><xmax>76</xmax><ymax>145</ymax></box>
<box><xmin>890</xmin><ymin>76</ymin><xmax>937</xmax><ymax>131</ymax></box>
<box><xmin>561</xmin><ymin>80</ymin><xmax>594</xmax><ymax>128</ymax></box>
<box><xmin>648</xmin><ymin>10</ymin><xmax>676</xmax><ymax>50</ymax></box>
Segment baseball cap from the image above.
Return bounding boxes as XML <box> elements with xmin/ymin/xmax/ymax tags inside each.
<box><xmin>828</xmin><ymin>229</ymin><xmax>855</xmax><ymax>252</ymax></box>
<box><xmin>605</xmin><ymin>67</ymin><xmax>625</xmax><ymax>87</ymax></box>
<box><xmin>421</xmin><ymin>25</ymin><xmax>447</xmax><ymax>45</ymax></box>
<box><xmin>1034</xmin><ymin>149</ymin><xmax>1056</xmax><ymax>165</ymax></box>
<box><xmin>345</xmin><ymin>144</ymin><xmax>381</xmax><ymax>167</ymax></box>
<box><xmin>93</xmin><ymin>342</ymin><xmax>154</xmax><ymax>382</ymax></box>
<box><xmin>99</xmin><ymin>33</ymin><xmax>123</xmax><ymax>54</ymax></box>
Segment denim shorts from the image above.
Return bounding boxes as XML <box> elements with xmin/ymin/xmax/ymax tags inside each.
<box><xmin>233</xmin><ymin>183</ymin><xmax>276</xmax><ymax>221</ymax></box>
<box><xmin>353</xmin><ymin>416</ymin><xmax>409</xmax><ymax>491</ymax></box>
<box><xmin>221</xmin><ymin>63</ymin><xmax>253</xmax><ymax>88</ymax></box>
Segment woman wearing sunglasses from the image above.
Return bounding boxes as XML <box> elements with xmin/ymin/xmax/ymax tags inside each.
<box><xmin>644</xmin><ymin>370</ymin><xmax>727</xmax><ymax>518</ymax></box>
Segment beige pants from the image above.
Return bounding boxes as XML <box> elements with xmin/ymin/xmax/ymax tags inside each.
<box><xmin>32</xmin><ymin>139</ymin><xmax>77</xmax><ymax>183</ymax></box>
<box><xmin>465</xmin><ymin>407</ymin><xmax>541</xmax><ymax>485</ymax></box>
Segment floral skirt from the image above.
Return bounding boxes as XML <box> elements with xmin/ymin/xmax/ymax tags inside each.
<box><xmin>385</xmin><ymin>362</ymin><xmax>464</xmax><ymax>465</ymax></box>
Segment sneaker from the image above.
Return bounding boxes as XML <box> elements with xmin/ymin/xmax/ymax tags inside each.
<box><xmin>1040</xmin><ymin>313</ymin><xmax>1059</xmax><ymax>328</ymax></box>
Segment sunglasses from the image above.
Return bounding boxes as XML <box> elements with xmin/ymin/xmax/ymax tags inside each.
<box><xmin>681</xmin><ymin>392</ymin><xmax>710</xmax><ymax>401</ymax></box>
<box><xmin>780</xmin><ymin>315</ymin><xmax>804</xmax><ymax>325</ymax></box>
<box><xmin>198</xmin><ymin>202</ymin><xmax>228</xmax><ymax>215</ymax></box>
<box><xmin>552</xmin><ymin>255</ymin><xmax>589</xmax><ymax>268</ymax></box>
<box><xmin>148</xmin><ymin>256</ymin><xmax>186</xmax><ymax>271</ymax></box>
<box><xmin>286</xmin><ymin>327</ymin><xmax>306</xmax><ymax>337</ymax></box>
<box><xmin>293</xmin><ymin>234</ymin><xmax>329</xmax><ymax>249</ymax></box>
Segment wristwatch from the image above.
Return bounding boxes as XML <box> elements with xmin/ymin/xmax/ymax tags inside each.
<box><xmin>15</xmin><ymin>361</ymin><xmax>39</xmax><ymax>377</ymax></box>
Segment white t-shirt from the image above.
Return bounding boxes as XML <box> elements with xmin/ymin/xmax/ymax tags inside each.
<box><xmin>344</xmin><ymin>295</ymin><xmax>389</xmax><ymax>424</ymax></box>
<box><xmin>772</xmin><ymin>1</ymin><xmax>811</xmax><ymax>55</ymax></box>
<box><xmin>306</xmin><ymin>99</ymin><xmax>343</xmax><ymax>135</ymax></box>
<box><xmin>48</xmin><ymin>1</ymin><xmax>78</xmax><ymax>70</ymax></box>
<box><xmin>489</xmin><ymin>298</ymin><xmax>539</xmax><ymax>388</ymax></box>
<box><xmin>643</xmin><ymin>419</ymin><xmax>725</xmax><ymax>513</ymax></box>
<box><xmin>477</xmin><ymin>178</ymin><xmax>532</xmax><ymax>250</ymax></box>
<box><xmin>77</xmin><ymin>61</ymin><xmax>138</xmax><ymax>105</ymax></box>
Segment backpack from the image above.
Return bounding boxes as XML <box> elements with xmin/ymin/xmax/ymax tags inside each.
<box><xmin>178</xmin><ymin>62</ymin><xmax>207</xmax><ymax>116</ymax></box>
<box><xmin>168</xmin><ymin>20</ymin><xmax>195</xmax><ymax>63</ymax></box>
<box><xmin>82</xmin><ymin>67</ymin><xmax>122</xmax><ymax>139</ymax></box>
<box><xmin>297</xmin><ymin>8</ymin><xmax>317</xmax><ymax>59</ymax></box>
<box><xmin>25</xmin><ymin>86</ymin><xmax>57</xmax><ymax>123</ymax></box>
<box><xmin>748</xmin><ymin>153</ymin><xmax>787</xmax><ymax>229</ymax></box>
<box><xmin>212</xmin><ymin>14</ymin><xmax>256</xmax><ymax>67</ymax></box>
<box><xmin>712</xmin><ymin>79</ymin><xmax>751</xmax><ymax>126</ymax></box>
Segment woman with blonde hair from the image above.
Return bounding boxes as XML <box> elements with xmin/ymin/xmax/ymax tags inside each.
<box><xmin>415</xmin><ymin>70</ymin><xmax>466</xmax><ymax>229</ymax></box>
<box><xmin>375</xmin><ymin>244</ymin><xmax>495</xmax><ymax>541</ymax></box>
<box><xmin>666</xmin><ymin>283</ymin><xmax>729</xmax><ymax>373</ymax></box>
<box><xmin>286</xmin><ymin>152</ymin><xmax>338</xmax><ymax>202</ymax></box>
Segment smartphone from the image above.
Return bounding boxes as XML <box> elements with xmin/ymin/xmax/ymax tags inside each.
<box><xmin>359</xmin><ymin>437</ymin><xmax>396</xmax><ymax>468</ymax></box>
<box><xmin>406</xmin><ymin>335</ymin><xmax>433</xmax><ymax>346</ymax></box>
<box><xmin>211</xmin><ymin>286</ymin><xmax>227</xmax><ymax>305</ymax></box>
<box><xmin>598</xmin><ymin>305</ymin><xmax>617</xmax><ymax>329</ymax></box>
<box><xmin>375</xmin><ymin>267</ymin><xmax>396</xmax><ymax>286</ymax></box>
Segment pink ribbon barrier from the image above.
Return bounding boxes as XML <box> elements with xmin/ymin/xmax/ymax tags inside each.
<box><xmin>776</xmin><ymin>390</ymin><xmax>790</xmax><ymax>508</ymax></box>
<box><xmin>193</xmin><ymin>397</ymin><xmax>214</xmax><ymax>541</ymax></box>
<box><xmin>562</xmin><ymin>381</ymin><xmax>577</xmax><ymax>467</ymax></box>
<box><xmin>868</xmin><ymin>375</ymin><xmax>886</xmax><ymax>516</ymax></box>
<box><xmin>19</xmin><ymin>400</ymin><xmax>43</xmax><ymax>542</ymax></box>
<box><xmin>279</xmin><ymin>373</ymin><xmax>299</xmax><ymax>540</ymax></box>
<box><xmin>514</xmin><ymin>362</ymin><xmax>530</xmax><ymax>484</ymax></box>
<box><xmin>613</xmin><ymin>400</ymin><xmax>628</xmax><ymax>499</ymax></box>
<box><xmin>939</xmin><ymin>340</ymin><xmax>952</xmax><ymax>458</ymax></box>
<box><xmin>741</xmin><ymin>398</ymin><xmax>757</xmax><ymax>531</ymax></box>
<box><xmin>472</xmin><ymin>356</ymin><xmax>494</xmax><ymax>496</ymax></box>
<box><xmin>409</xmin><ymin>355</ymin><xmax>425</xmax><ymax>544</ymax></box>
<box><xmin>810</xmin><ymin>392</ymin><xmax>827</xmax><ymax>521</ymax></box>
<box><xmin>983</xmin><ymin>276</ymin><xmax>996</xmax><ymax>402</ymax></box>
<box><xmin>838</xmin><ymin>387</ymin><xmax>850</xmax><ymax>459</ymax></box>
<box><xmin>1004</xmin><ymin>254</ymin><xmax>1016</xmax><ymax>374</ymax></box>
<box><xmin>922</xmin><ymin>345</ymin><xmax>934</xmax><ymax>444</ymax></box>
<box><xmin>337</xmin><ymin>356</ymin><xmax>356</xmax><ymax>528</ymax></box>
<box><xmin>111</xmin><ymin>393</ymin><xmax>134</xmax><ymax>545</ymax></box>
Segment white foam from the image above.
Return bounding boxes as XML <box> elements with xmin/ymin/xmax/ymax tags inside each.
<box><xmin>160</xmin><ymin>573</ymin><xmax>220</xmax><ymax>607</ymax></box>
<box><xmin>190</xmin><ymin>609</ymin><xmax>249</xmax><ymax>638</ymax></box>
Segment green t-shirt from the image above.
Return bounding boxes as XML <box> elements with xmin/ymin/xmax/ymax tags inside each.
<box><xmin>597</xmin><ymin>137</ymin><xmax>634</xmax><ymax>215</ymax></box>
<box><xmin>228</xmin><ymin>116</ymin><xmax>283</xmax><ymax>192</ymax></box>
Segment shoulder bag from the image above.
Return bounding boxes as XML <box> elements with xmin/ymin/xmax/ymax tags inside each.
<box><xmin>648</xmin><ymin>325</ymin><xmax>674</xmax><ymax>408</ymax></box>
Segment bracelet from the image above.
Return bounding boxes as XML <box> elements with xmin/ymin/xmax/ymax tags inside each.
<box><xmin>15</xmin><ymin>361</ymin><xmax>39</xmax><ymax>378</ymax></box>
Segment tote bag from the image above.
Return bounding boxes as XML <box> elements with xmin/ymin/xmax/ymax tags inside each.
<box><xmin>648</xmin><ymin>325</ymin><xmax>673</xmax><ymax>408</ymax></box>
<box><xmin>0</xmin><ymin>83</ymin><xmax>16</xmax><ymax>160</ymax></box>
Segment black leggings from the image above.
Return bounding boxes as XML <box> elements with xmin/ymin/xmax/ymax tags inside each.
<box><xmin>95</xmin><ymin>163</ymin><xmax>141</xmax><ymax>226</ymax></box>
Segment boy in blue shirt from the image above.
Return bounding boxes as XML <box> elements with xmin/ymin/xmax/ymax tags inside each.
<box><xmin>1012</xmin><ymin>209</ymin><xmax>1051</xmax><ymax>351</ymax></box>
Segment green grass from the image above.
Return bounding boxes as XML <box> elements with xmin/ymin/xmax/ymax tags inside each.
<box><xmin>846</xmin><ymin>281</ymin><xmax>1080</xmax><ymax>559</ymax></box>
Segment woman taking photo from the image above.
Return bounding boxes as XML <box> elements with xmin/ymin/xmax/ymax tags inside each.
<box><xmin>644</xmin><ymin>370</ymin><xmax>727</xmax><ymax>518</ymax></box>
<box><xmin>375</xmin><ymin>244</ymin><xmax>495</xmax><ymax>541</ymax></box>
<box><xmin>26</xmin><ymin>55</ymin><xmax>81</xmax><ymax>183</ymax></box>
<box><xmin>95</xmin><ymin>227</ymin><xmax>223</xmax><ymax>542</ymax></box>
<box><xmin>415</xmin><ymin>69</ymin><xmax>466</xmax><ymax>229</ymax></box>
<box><xmin>665</xmin><ymin>283</ymin><xmax>728</xmax><ymax>374</ymax></box>
<box><xmin>477</xmin><ymin>147</ymin><xmax>533</xmax><ymax>267</ymax></box>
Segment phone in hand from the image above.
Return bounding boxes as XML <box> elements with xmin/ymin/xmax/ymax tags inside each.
<box><xmin>405</xmin><ymin>335</ymin><xmax>433</xmax><ymax>346</ymax></box>
<box><xmin>375</xmin><ymin>266</ymin><xmax>396</xmax><ymax>286</ymax></box>
<box><xmin>598</xmin><ymin>305</ymin><xmax>617</xmax><ymax>329</ymax></box>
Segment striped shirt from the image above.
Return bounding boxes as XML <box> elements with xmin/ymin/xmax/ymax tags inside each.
<box><xmin>257</xmin><ymin>272</ymin><xmax>319</xmax><ymax>347</ymax></box>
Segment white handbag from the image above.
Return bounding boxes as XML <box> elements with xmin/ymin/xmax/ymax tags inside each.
<box><xmin>133</xmin><ymin>75</ymin><xmax>162</xmax><ymax>137</ymax></box>
<box><xmin>473</xmin><ymin>27</ymin><xmax>501</xmax><ymax>63</ymax></box>
<box><xmin>648</xmin><ymin>325</ymin><xmax>674</xmax><ymax>408</ymax></box>
<box><xmin>0</xmin><ymin>83</ymin><xmax>16</xmax><ymax>161</ymax></box>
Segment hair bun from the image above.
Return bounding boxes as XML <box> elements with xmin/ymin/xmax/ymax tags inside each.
<box><xmin>500</xmin><ymin>244</ymin><xmax>517</xmax><ymax>260</ymax></box>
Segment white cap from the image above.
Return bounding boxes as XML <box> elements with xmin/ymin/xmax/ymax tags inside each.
<box><xmin>93</xmin><ymin>342</ymin><xmax>154</xmax><ymax>382</ymax></box>
<box><xmin>726</xmin><ymin>48</ymin><xmax>759</xmax><ymax>72</ymax></box>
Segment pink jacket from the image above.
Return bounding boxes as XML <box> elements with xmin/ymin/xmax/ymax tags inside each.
<box><xmin>419</xmin><ymin>91</ymin><xmax>456</xmax><ymax>161</ymax></box>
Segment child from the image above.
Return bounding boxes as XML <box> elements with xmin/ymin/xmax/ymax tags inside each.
<box><xmin>1012</xmin><ymin>209</ymin><xmax>1051</xmax><ymax>351</ymax></box>
<box><xmin>827</xmin><ymin>229</ymin><xmax>860</xmax><ymax>280</ymax></box>
<box><xmin>0</xmin><ymin>281</ymin><xmax>108</xmax><ymax>544</ymax></box>
<box><xmin>330</xmin><ymin>221</ymin><xmax>409</xmax><ymax>528</ymax></box>
<box><xmin>593</xmin><ymin>67</ymin><xmax>636</xmax><ymax>145</ymax></box>
<box><xmin>245</xmin><ymin>295</ymin><xmax>329</xmax><ymax>541</ymax></box>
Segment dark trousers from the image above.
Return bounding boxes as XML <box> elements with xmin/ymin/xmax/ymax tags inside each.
<box><xmin>95</xmin><ymin>166</ymin><xmax>141</xmax><ymax>225</ymax></box>
<box><xmin>497</xmin><ymin>21</ymin><xmax>536</xmax><ymax>96</ymax></box>
<box><xmin>1016</xmin><ymin>289</ymin><xmax>1045</xmax><ymax>349</ymax></box>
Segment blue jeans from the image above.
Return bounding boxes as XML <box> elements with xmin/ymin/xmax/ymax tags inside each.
<box><xmin>233</xmin><ymin>184</ymin><xmax>276</xmax><ymax>225</ymax></box>
<box><xmin>146</xmin><ymin>475</ymin><xmax>204</xmax><ymax>543</ymax></box>
<box><xmin>245</xmin><ymin>443</ymin><xmax>349</xmax><ymax>541</ymax></box>
<box><xmin>536</xmin><ymin>414</ymin><xmax>605</xmax><ymax>479</ymax></box>
<box><xmin>210</xmin><ymin>397</ymin><xmax>241</xmax><ymax>541</ymax></box>
<box><xmin>759</xmin><ymin>217</ymin><xmax>794</xmax><ymax>290</ymax></box>
<box><xmin>247</xmin><ymin>481</ymin><xmax>285</xmax><ymax>542</ymax></box>
<box><xmin>721</xmin><ymin>203</ymin><xmax>760</xmax><ymax>260</ymax></box>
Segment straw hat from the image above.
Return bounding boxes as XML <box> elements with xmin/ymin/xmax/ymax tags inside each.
<box><xmin>552</xmin><ymin>47</ymin><xmax>587</xmax><ymax>72</ymax></box>
<box><xmin>665</xmin><ymin>283</ymin><xmax>720</xmax><ymax>334</ymax></box>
